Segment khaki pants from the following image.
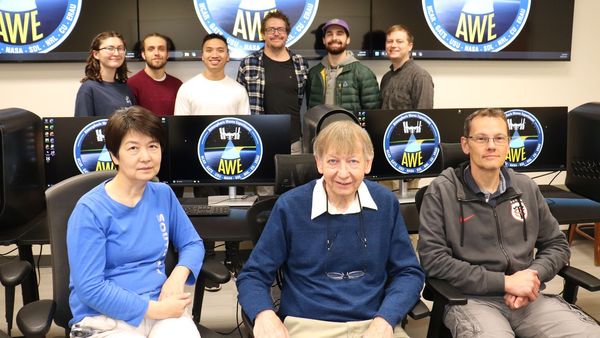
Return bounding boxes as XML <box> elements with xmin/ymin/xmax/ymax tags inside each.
<box><xmin>283</xmin><ymin>316</ymin><xmax>410</xmax><ymax>338</ymax></box>
<box><xmin>72</xmin><ymin>311</ymin><xmax>199</xmax><ymax>338</ymax></box>
<box><xmin>444</xmin><ymin>294</ymin><xmax>600</xmax><ymax>337</ymax></box>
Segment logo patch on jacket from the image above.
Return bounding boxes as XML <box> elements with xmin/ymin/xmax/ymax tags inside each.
<box><xmin>510</xmin><ymin>199</ymin><xmax>528</xmax><ymax>221</ymax></box>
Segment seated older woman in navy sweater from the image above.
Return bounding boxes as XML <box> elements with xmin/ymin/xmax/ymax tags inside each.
<box><xmin>67</xmin><ymin>106</ymin><xmax>204</xmax><ymax>337</ymax></box>
<box><xmin>237</xmin><ymin>120</ymin><xmax>424</xmax><ymax>338</ymax></box>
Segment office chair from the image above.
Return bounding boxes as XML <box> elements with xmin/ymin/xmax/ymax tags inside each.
<box><xmin>273</xmin><ymin>154</ymin><xmax>321</xmax><ymax>195</ymax></box>
<box><xmin>241</xmin><ymin>154</ymin><xmax>429</xmax><ymax>336</ymax></box>
<box><xmin>0</xmin><ymin>259</ymin><xmax>32</xmax><ymax>335</ymax></box>
<box><xmin>415</xmin><ymin>143</ymin><xmax>600</xmax><ymax>338</ymax></box>
<box><xmin>15</xmin><ymin>170</ymin><xmax>230</xmax><ymax>338</ymax></box>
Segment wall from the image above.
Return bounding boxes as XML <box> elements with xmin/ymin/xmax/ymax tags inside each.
<box><xmin>1</xmin><ymin>0</ymin><xmax>598</xmax><ymax>117</ymax></box>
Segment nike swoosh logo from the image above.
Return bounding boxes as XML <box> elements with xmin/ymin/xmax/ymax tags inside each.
<box><xmin>460</xmin><ymin>214</ymin><xmax>475</xmax><ymax>223</ymax></box>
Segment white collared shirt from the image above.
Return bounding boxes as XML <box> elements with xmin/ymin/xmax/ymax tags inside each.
<box><xmin>311</xmin><ymin>177</ymin><xmax>378</xmax><ymax>219</ymax></box>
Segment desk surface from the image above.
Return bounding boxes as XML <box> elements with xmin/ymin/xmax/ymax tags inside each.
<box><xmin>0</xmin><ymin>212</ymin><xmax>46</xmax><ymax>246</ymax></box>
<box><xmin>189</xmin><ymin>208</ymin><xmax>252</xmax><ymax>242</ymax></box>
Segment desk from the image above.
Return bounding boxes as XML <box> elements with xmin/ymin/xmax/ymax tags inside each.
<box><xmin>188</xmin><ymin>208</ymin><xmax>252</xmax><ymax>242</ymax></box>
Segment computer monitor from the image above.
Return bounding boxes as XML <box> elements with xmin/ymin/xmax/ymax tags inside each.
<box><xmin>43</xmin><ymin>117</ymin><xmax>170</xmax><ymax>187</ymax></box>
<box><xmin>360</xmin><ymin>109</ymin><xmax>460</xmax><ymax>181</ymax></box>
<box><xmin>167</xmin><ymin>115</ymin><xmax>291</xmax><ymax>203</ymax></box>
<box><xmin>360</xmin><ymin>106</ymin><xmax>568</xmax><ymax>181</ymax></box>
<box><xmin>502</xmin><ymin>106</ymin><xmax>568</xmax><ymax>172</ymax></box>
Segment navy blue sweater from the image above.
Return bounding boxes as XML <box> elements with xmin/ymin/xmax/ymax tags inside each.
<box><xmin>237</xmin><ymin>180</ymin><xmax>424</xmax><ymax>326</ymax></box>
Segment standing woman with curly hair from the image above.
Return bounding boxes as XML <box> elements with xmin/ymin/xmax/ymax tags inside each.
<box><xmin>75</xmin><ymin>31</ymin><xmax>136</xmax><ymax>116</ymax></box>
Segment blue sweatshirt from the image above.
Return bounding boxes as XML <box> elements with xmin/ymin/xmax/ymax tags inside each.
<box><xmin>237</xmin><ymin>180</ymin><xmax>424</xmax><ymax>327</ymax></box>
<box><xmin>74</xmin><ymin>80</ymin><xmax>135</xmax><ymax>117</ymax></box>
<box><xmin>67</xmin><ymin>181</ymin><xmax>204</xmax><ymax>326</ymax></box>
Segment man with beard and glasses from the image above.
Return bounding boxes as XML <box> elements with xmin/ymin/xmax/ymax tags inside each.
<box><xmin>307</xmin><ymin>19</ymin><xmax>381</xmax><ymax>113</ymax></box>
<box><xmin>128</xmin><ymin>33</ymin><xmax>182</xmax><ymax>116</ymax></box>
<box><xmin>237</xmin><ymin>10</ymin><xmax>309</xmax><ymax>154</ymax></box>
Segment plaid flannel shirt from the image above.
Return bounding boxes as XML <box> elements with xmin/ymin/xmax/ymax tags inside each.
<box><xmin>236</xmin><ymin>48</ymin><xmax>309</xmax><ymax>115</ymax></box>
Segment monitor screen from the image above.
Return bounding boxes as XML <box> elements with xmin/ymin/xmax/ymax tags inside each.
<box><xmin>371</xmin><ymin>0</ymin><xmax>574</xmax><ymax>61</ymax></box>
<box><xmin>360</xmin><ymin>109</ymin><xmax>460</xmax><ymax>180</ymax></box>
<box><xmin>0</xmin><ymin>1</ymin><xmax>138</xmax><ymax>62</ymax></box>
<box><xmin>502</xmin><ymin>106</ymin><xmax>567</xmax><ymax>172</ymax></box>
<box><xmin>43</xmin><ymin>116</ymin><xmax>170</xmax><ymax>186</ymax></box>
<box><xmin>360</xmin><ymin>106</ymin><xmax>568</xmax><ymax>180</ymax></box>
<box><xmin>137</xmin><ymin>0</ymin><xmax>371</xmax><ymax>60</ymax></box>
<box><xmin>0</xmin><ymin>0</ymin><xmax>574</xmax><ymax>62</ymax></box>
<box><xmin>168</xmin><ymin>115</ymin><xmax>291</xmax><ymax>186</ymax></box>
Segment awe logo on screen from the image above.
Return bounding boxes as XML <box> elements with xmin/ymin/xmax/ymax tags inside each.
<box><xmin>197</xmin><ymin>118</ymin><xmax>263</xmax><ymax>180</ymax></box>
<box><xmin>383</xmin><ymin>112</ymin><xmax>440</xmax><ymax>175</ymax></box>
<box><xmin>193</xmin><ymin>0</ymin><xmax>318</xmax><ymax>57</ymax></box>
<box><xmin>73</xmin><ymin>119</ymin><xmax>115</xmax><ymax>174</ymax></box>
<box><xmin>422</xmin><ymin>0</ymin><xmax>530</xmax><ymax>53</ymax></box>
<box><xmin>0</xmin><ymin>0</ymin><xmax>81</xmax><ymax>53</ymax></box>
<box><xmin>504</xmin><ymin>109</ymin><xmax>543</xmax><ymax>167</ymax></box>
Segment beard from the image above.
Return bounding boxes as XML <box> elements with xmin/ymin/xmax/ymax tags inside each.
<box><xmin>325</xmin><ymin>41</ymin><xmax>347</xmax><ymax>55</ymax></box>
<box><xmin>145</xmin><ymin>58</ymin><xmax>167</xmax><ymax>70</ymax></box>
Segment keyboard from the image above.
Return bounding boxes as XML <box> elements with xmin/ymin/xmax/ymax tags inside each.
<box><xmin>181</xmin><ymin>204</ymin><xmax>230</xmax><ymax>216</ymax></box>
<box><xmin>178</xmin><ymin>197</ymin><xmax>209</xmax><ymax>205</ymax></box>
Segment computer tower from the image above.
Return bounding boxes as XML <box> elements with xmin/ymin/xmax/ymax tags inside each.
<box><xmin>0</xmin><ymin>108</ymin><xmax>45</xmax><ymax>226</ymax></box>
<box><xmin>565</xmin><ymin>102</ymin><xmax>600</xmax><ymax>202</ymax></box>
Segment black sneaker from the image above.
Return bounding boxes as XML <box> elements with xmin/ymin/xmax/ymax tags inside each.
<box><xmin>224</xmin><ymin>259</ymin><xmax>243</xmax><ymax>278</ymax></box>
<box><xmin>204</xmin><ymin>280</ymin><xmax>222</xmax><ymax>292</ymax></box>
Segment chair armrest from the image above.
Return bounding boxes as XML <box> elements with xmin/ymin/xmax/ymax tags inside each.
<box><xmin>559</xmin><ymin>266</ymin><xmax>600</xmax><ymax>292</ymax></box>
<box><xmin>408</xmin><ymin>299</ymin><xmax>430</xmax><ymax>320</ymax></box>
<box><xmin>200</xmin><ymin>257</ymin><xmax>231</xmax><ymax>285</ymax></box>
<box><xmin>425</xmin><ymin>278</ymin><xmax>468</xmax><ymax>306</ymax></box>
<box><xmin>16</xmin><ymin>299</ymin><xmax>56</xmax><ymax>338</ymax></box>
<box><xmin>0</xmin><ymin>260</ymin><xmax>32</xmax><ymax>287</ymax></box>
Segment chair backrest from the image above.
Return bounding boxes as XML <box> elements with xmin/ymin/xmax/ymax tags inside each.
<box><xmin>246</xmin><ymin>196</ymin><xmax>278</xmax><ymax>245</ymax></box>
<box><xmin>274</xmin><ymin>154</ymin><xmax>321</xmax><ymax>195</ymax></box>
<box><xmin>45</xmin><ymin>170</ymin><xmax>117</xmax><ymax>329</ymax></box>
<box><xmin>415</xmin><ymin>185</ymin><xmax>428</xmax><ymax>214</ymax></box>
<box><xmin>440</xmin><ymin>142</ymin><xmax>468</xmax><ymax>170</ymax></box>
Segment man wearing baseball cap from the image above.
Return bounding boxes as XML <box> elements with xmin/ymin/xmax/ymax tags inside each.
<box><xmin>306</xmin><ymin>18</ymin><xmax>381</xmax><ymax>113</ymax></box>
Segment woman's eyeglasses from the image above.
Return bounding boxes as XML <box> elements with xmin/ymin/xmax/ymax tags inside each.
<box><xmin>99</xmin><ymin>46</ymin><xmax>126</xmax><ymax>54</ymax></box>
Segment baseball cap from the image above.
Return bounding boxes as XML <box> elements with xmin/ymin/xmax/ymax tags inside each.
<box><xmin>322</xmin><ymin>18</ymin><xmax>350</xmax><ymax>35</ymax></box>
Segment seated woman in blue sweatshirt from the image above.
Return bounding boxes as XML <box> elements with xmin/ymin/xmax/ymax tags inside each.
<box><xmin>237</xmin><ymin>120</ymin><xmax>425</xmax><ymax>338</ymax></box>
<box><xmin>67</xmin><ymin>106</ymin><xmax>204</xmax><ymax>337</ymax></box>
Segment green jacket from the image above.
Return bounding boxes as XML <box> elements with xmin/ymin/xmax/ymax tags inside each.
<box><xmin>306</xmin><ymin>60</ymin><xmax>381</xmax><ymax>113</ymax></box>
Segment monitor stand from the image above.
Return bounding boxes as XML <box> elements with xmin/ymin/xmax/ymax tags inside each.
<box><xmin>396</xmin><ymin>180</ymin><xmax>416</xmax><ymax>204</ymax></box>
<box><xmin>208</xmin><ymin>186</ymin><xmax>258</xmax><ymax>207</ymax></box>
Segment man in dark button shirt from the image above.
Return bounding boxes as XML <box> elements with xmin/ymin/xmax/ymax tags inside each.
<box><xmin>237</xmin><ymin>10</ymin><xmax>309</xmax><ymax>154</ymax></box>
<box><xmin>380</xmin><ymin>25</ymin><xmax>433</xmax><ymax>110</ymax></box>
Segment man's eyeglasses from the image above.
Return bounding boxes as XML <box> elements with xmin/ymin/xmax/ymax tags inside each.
<box><xmin>326</xmin><ymin>270</ymin><xmax>366</xmax><ymax>280</ymax></box>
<box><xmin>99</xmin><ymin>46</ymin><xmax>126</xmax><ymax>54</ymax></box>
<box><xmin>264</xmin><ymin>27</ymin><xmax>286</xmax><ymax>35</ymax></box>
<box><xmin>468</xmin><ymin>135</ymin><xmax>509</xmax><ymax>145</ymax></box>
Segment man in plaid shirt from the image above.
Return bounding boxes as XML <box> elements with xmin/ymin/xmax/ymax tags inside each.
<box><xmin>237</xmin><ymin>10</ymin><xmax>309</xmax><ymax>154</ymax></box>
